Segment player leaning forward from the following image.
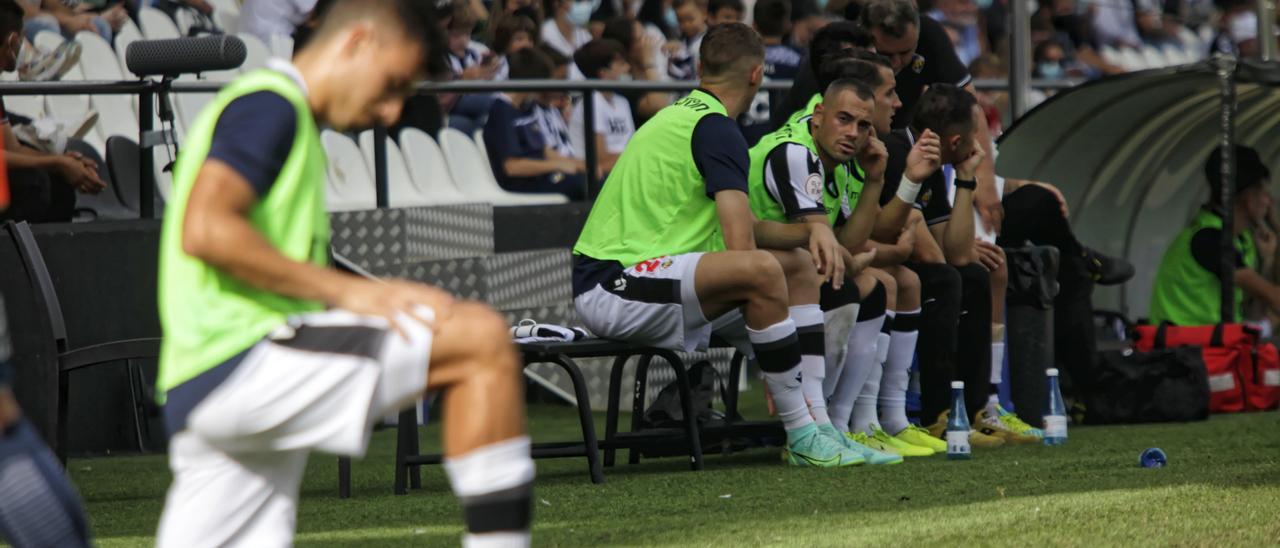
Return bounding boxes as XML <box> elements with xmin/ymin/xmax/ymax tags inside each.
<box><xmin>154</xmin><ymin>1</ymin><xmax>533</xmax><ymax>546</ymax></box>
<box><xmin>574</xmin><ymin>23</ymin><xmax>865</xmax><ymax>467</ymax></box>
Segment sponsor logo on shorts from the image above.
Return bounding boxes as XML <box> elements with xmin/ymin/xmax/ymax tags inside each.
<box><xmin>612</xmin><ymin>277</ymin><xmax>628</xmax><ymax>292</ymax></box>
<box><xmin>634</xmin><ymin>257</ymin><xmax>674</xmax><ymax>273</ymax></box>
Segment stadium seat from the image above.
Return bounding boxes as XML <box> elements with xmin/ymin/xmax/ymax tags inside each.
<box><xmin>473</xmin><ymin>128</ymin><xmax>489</xmax><ymax>165</ymax></box>
<box><xmin>114</xmin><ymin>19</ymin><xmax>143</xmax><ymax>78</ymax></box>
<box><xmin>237</xmin><ymin>33</ymin><xmax>270</xmax><ymax>72</ymax></box>
<box><xmin>396</xmin><ymin>127</ymin><xmax>476</xmax><ymax>205</ymax></box>
<box><xmin>437</xmin><ymin>128</ymin><xmax>569</xmax><ymax>206</ymax></box>
<box><xmin>357</xmin><ymin>130</ymin><xmax>435</xmax><ymax>207</ymax></box>
<box><xmin>1115</xmin><ymin>46</ymin><xmax>1147</xmax><ymax>71</ymax></box>
<box><xmin>269</xmin><ymin>34</ymin><xmax>294</xmax><ymax>59</ymax></box>
<box><xmin>1162</xmin><ymin>44</ymin><xmax>1191</xmax><ymax>66</ymax></box>
<box><xmin>0</xmin><ymin>70</ymin><xmax>44</xmax><ymax>118</ymax></box>
<box><xmin>74</xmin><ymin>31</ymin><xmax>139</xmax><ymax>143</ymax></box>
<box><xmin>1099</xmin><ymin>44</ymin><xmax>1124</xmax><ymax>69</ymax></box>
<box><xmin>1140</xmin><ymin>45</ymin><xmax>1168</xmax><ymax>68</ymax></box>
<box><xmin>173</xmin><ymin>8</ymin><xmax>198</xmax><ymax>36</ymax></box>
<box><xmin>321</xmin><ymin>130</ymin><xmax>377</xmax><ymax>211</ymax></box>
<box><xmin>139</xmin><ymin>7</ymin><xmax>182</xmax><ymax>40</ymax></box>
<box><xmin>33</xmin><ymin>32</ymin><xmax>92</xmax><ymax>134</ymax></box>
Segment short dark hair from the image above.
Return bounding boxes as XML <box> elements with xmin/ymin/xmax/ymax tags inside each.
<box><xmin>448</xmin><ymin>0</ymin><xmax>477</xmax><ymax>31</ymax></box>
<box><xmin>910</xmin><ymin>83</ymin><xmax>976</xmax><ymax>138</ymax></box>
<box><xmin>0</xmin><ymin>0</ymin><xmax>21</xmax><ymax>39</ymax></box>
<box><xmin>860</xmin><ymin>0</ymin><xmax>919</xmax><ymax>38</ymax></box>
<box><xmin>824</xmin><ymin>77</ymin><xmax>874</xmax><ymax>103</ymax></box>
<box><xmin>709</xmin><ymin>0</ymin><xmax>744</xmax><ymax>17</ymax></box>
<box><xmin>508</xmin><ymin>46</ymin><xmax>553</xmax><ymax>79</ymax></box>
<box><xmin>538</xmin><ymin>43</ymin><xmax>570</xmax><ymax>68</ymax></box>
<box><xmin>602</xmin><ymin>16</ymin><xmax>638</xmax><ymax>52</ymax></box>
<box><xmin>808</xmin><ymin>21</ymin><xmax>873</xmax><ymax>76</ymax></box>
<box><xmin>699</xmin><ymin>22</ymin><xmax>764</xmax><ymax>78</ymax></box>
<box><xmin>817</xmin><ymin>57</ymin><xmax>882</xmax><ymax>94</ymax></box>
<box><xmin>753</xmin><ymin>0</ymin><xmax>790</xmax><ymax>37</ymax></box>
<box><xmin>673</xmin><ymin>0</ymin><xmax>707</xmax><ymax>11</ymax></box>
<box><xmin>1206</xmin><ymin>145</ymin><xmax>1272</xmax><ymax>204</ymax></box>
<box><xmin>491</xmin><ymin>14</ymin><xmax>537</xmax><ymax>54</ymax></box>
<box><xmin>574</xmin><ymin>39</ymin><xmax>626</xmax><ymax>79</ymax></box>
<box><xmin>310</xmin><ymin>0</ymin><xmax>442</xmax><ymax>72</ymax></box>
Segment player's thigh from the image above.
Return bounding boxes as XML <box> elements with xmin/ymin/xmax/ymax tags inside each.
<box><xmin>693</xmin><ymin>249</ymin><xmax>786</xmax><ymax>318</ymax></box>
<box><xmin>426</xmin><ymin>301</ymin><xmax>518</xmax><ymax>388</ymax></box>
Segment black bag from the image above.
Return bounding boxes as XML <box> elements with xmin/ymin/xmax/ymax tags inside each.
<box><xmin>641</xmin><ymin>361</ymin><xmax>726</xmax><ymax>429</ymax></box>
<box><xmin>1086</xmin><ymin>347</ymin><xmax>1211</xmax><ymax>424</ymax></box>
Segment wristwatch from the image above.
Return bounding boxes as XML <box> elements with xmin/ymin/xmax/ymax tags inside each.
<box><xmin>954</xmin><ymin>178</ymin><xmax>977</xmax><ymax>190</ymax></box>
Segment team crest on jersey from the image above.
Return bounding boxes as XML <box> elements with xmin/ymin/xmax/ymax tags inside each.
<box><xmin>910</xmin><ymin>54</ymin><xmax>926</xmax><ymax>74</ymax></box>
<box><xmin>805</xmin><ymin>173</ymin><xmax>823</xmax><ymax>200</ymax></box>
<box><xmin>919</xmin><ymin>187</ymin><xmax>933</xmax><ymax>208</ymax></box>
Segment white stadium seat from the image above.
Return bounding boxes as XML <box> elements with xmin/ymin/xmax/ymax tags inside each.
<box><xmin>0</xmin><ymin>70</ymin><xmax>44</xmax><ymax>118</ymax></box>
<box><xmin>397</xmin><ymin>128</ymin><xmax>476</xmax><ymax>206</ymax></box>
<box><xmin>34</xmin><ymin>32</ymin><xmax>91</xmax><ymax>129</ymax></box>
<box><xmin>74</xmin><ymin>32</ymin><xmax>138</xmax><ymax>142</ymax></box>
<box><xmin>114</xmin><ymin>19</ymin><xmax>144</xmax><ymax>78</ymax></box>
<box><xmin>357</xmin><ymin>130</ymin><xmax>432</xmax><ymax>208</ymax></box>
<box><xmin>236</xmin><ymin>33</ymin><xmax>270</xmax><ymax>73</ymax></box>
<box><xmin>437</xmin><ymin>128</ymin><xmax>569</xmax><ymax>206</ymax></box>
<box><xmin>321</xmin><ymin>130</ymin><xmax>377</xmax><ymax>211</ymax></box>
<box><xmin>269</xmin><ymin>34</ymin><xmax>294</xmax><ymax>59</ymax></box>
<box><xmin>1140</xmin><ymin>45</ymin><xmax>1168</xmax><ymax>68</ymax></box>
<box><xmin>139</xmin><ymin>7</ymin><xmax>182</xmax><ymax>40</ymax></box>
<box><xmin>473</xmin><ymin>128</ymin><xmax>489</xmax><ymax>165</ymax></box>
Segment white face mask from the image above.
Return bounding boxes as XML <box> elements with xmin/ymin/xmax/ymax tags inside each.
<box><xmin>568</xmin><ymin>0</ymin><xmax>594</xmax><ymax>26</ymax></box>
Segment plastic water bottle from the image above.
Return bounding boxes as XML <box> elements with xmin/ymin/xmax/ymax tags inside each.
<box><xmin>946</xmin><ymin>381</ymin><xmax>971</xmax><ymax>460</ymax></box>
<box><xmin>1043</xmin><ymin>368</ymin><xmax>1068</xmax><ymax>446</ymax></box>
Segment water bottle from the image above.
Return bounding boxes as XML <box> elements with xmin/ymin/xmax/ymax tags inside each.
<box><xmin>946</xmin><ymin>381</ymin><xmax>971</xmax><ymax>460</ymax></box>
<box><xmin>1043</xmin><ymin>368</ymin><xmax>1068</xmax><ymax>446</ymax></box>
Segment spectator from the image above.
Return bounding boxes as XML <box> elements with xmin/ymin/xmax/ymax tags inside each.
<box><xmin>927</xmin><ymin>0</ymin><xmax>986</xmax><ymax>67</ymax></box>
<box><xmin>18</xmin><ymin>0</ymin><xmax>122</xmax><ymax>42</ymax></box>
<box><xmin>666</xmin><ymin>0</ymin><xmax>706</xmax><ymax>79</ymax></box>
<box><xmin>788</xmin><ymin>0</ymin><xmax>828</xmax><ymax>49</ymax></box>
<box><xmin>637</xmin><ymin>0</ymin><xmax>675</xmax><ymax>39</ymax></box>
<box><xmin>541</xmin><ymin>0</ymin><xmax>592</xmax><ymax>57</ymax></box>
<box><xmin>239</xmin><ymin>0</ymin><xmax>319</xmax><ymax>46</ymax></box>
<box><xmin>0</xmin><ymin>1</ymin><xmax>104</xmax><ymax>223</ymax></box>
<box><xmin>1211</xmin><ymin>1</ymin><xmax>1280</xmax><ymax>58</ymax></box>
<box><xmin>1150</xmin><ymin>145</ymin><xmax>1277</xmax><ymax>326</ymax></box>
<box><xmin>445</xmin><ymin>0</ymin><xmax>500</xmax><ymax>134</ymax></box>
<box><xmin>708</xmin><ymin>0</ymin><xmax>743</xmax><ymax>24</ymax></box>
<box><xmin>967</xmin><ymin>53</ymin><xmax>1008</xmax><ymax>134</ymax></box>
<box><xmin>602</xmin><ymin>15</ymin><xmax>671</xmax><ymax>122</ymax></box>
<box><xmin>1033</xmin><ymin>38</ymin><xmax>1067</xmax><ymax>81</ymax></box>
<box><xmin>1084</xmin><ymin>0</ymin><xmax>1153</xmax><ymax>49</ymax></box>
<box><xmin>741</xmin><ymin>0</ymin><xmax>801</xmax><ymax>144</ymax></box>
<box><xmin>483</xmin><ymin>47</ymin><xmax>586</xmax><ymax>200</ymax></box>
<box><xmin>859</xmin><ymin>0</ymin><xmax>972</xmax><ymax>129</ymax></box>
<box><xmin>495</xmin><ymin>0</ymin><xmax>544</xmax><ymax>25</ymax></box>
<box><xmin>534</xmin><ymin>44</ymin><xmax>578</xmax><ymax>158</ymax></box>
<box><xmin>490</xmin><ymin>14</ymin><xmax>537</xmax><ymax>80</ymax></box>
<box><xmin>571</xmin><ymin>38</ymin><xmax>636</xmax><ymax>181</ymax></box>
<box><xmin>1031</xmin><ymin>0</ymin><xmax>1121</xmax><ymax>76</ymax></box>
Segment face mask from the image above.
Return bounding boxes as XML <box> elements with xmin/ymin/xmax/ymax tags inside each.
<box><xmin>569</xmin><ymin>1</ymin><xmax>593</xmax><ymax>26</ymax></box>
<box><xmin>1037</xmin><ymin>61</ymin><xmax>1064</xmax><ymax>79</ymax></box>
<box><xmin>814</xmin><ymin>0</ymin><xmax>828</xmax><ymax>10</ymax></box>
<box><xmin>618</xmin><ymin>72</ymin><xmax>634</xmax><ymax>81</ymax></box>
<box><xmin>664</xmin><ymin>7</ymin><xmax>678</xmax><ymax>29</ymax></box>
<box><xmin>974</xmin><ymin>0</ymin><xmax>994</xmax><ymax>9</ymax></box>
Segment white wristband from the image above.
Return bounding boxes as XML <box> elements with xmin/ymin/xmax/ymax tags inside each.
<box><xmin>896</xmin><ymin>174</ymin><xmax>922</xmax><ymax>204</ymax></box>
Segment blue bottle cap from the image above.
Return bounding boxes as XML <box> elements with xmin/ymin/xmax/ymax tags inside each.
<box><xmin>1139</xmin><ymin>448</ymin><xmax>1167</xmax><ymax>468</ymax></box>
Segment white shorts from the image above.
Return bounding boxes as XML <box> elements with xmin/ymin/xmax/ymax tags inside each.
<box><xmin>575</xmin><ymin>253</ymin><xmax>748</xmax><ymax>353</ymax></box>
<box><xmin>156</xmin><ymin>308</ymin><xmax>433</xmax><ymax>548</ymax></box>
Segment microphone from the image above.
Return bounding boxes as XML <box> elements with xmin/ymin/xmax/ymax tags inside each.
<box><xmin>126</xmin><ymin>35</ymin><xmax>247</xmax><ymax>78</ymax></box>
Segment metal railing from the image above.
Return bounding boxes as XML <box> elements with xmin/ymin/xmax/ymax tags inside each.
<box><xmin>0</xmin><ymin>77</ymin><xmax>1086</xmax><ymax>217</ymax></box>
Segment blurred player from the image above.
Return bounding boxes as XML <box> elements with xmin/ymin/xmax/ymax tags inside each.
<box><xmin>154</xmin><ymin>1</ymin><xmax>534</xmax><ymax>546</ymax></box>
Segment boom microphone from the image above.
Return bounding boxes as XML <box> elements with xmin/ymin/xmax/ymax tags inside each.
<box><xmin>126</xmin><ymin>35</ymin><xmax>247</xmax><ymax>78</ymax></box>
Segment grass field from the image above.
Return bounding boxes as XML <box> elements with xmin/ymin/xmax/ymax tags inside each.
<box><xmin>68</xmin><ymin>392</ymin><xmax>1280</xmax><ymax>547</ymax></box>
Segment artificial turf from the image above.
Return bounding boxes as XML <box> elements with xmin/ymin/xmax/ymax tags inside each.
<box><xmin>66</xmin><ymin>391</ymin><xmax>1280</xmax><ymax>547</ymax></box>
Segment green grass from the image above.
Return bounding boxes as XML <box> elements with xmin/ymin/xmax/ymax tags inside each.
<box><xmin>68</xmin><ymin>392</ymin><xmax>1280</xmax><ymax>547</ymax></box>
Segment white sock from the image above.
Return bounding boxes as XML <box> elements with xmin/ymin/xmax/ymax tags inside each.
<box><xmin>853</xmin><ymin>361</ymin><xmax>883</xmax><ymax>434</ymax></box>
<box><xmin>879</xmin><ymin>309</ymin><xmax>920</xmax><ymax>435</ymax></box>
<box><xmin>751</xmin><ymin>318</ymin><xmax>812</xmax><ymax>432</ymax></box>
<box><xmin>791</xmin><ymin>305</ymin><xmax>829</xmax><ymax>425</ymax></box>
<box><xmin>827</xmin><ymin>315</ymin><xmax>884</xmax><ymax>432</ymax></box>
<box><xmin>988</xmin><ymin>341</ymin><xmax>1005</xmax><ymax>414</ymax></box>
<box><xmin>822</xmin><ymin>303</ymin><xmax>860</xmax><ymax>397</ymax></box>
<box><xmin>444</xmin><ymin>437</ymin><xmax>535</xmax><ymax>547</ymax></box>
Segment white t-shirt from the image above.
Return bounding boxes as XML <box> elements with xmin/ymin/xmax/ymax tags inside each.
<box><xmin>570</xmin><ymin>91</ymin><xmax>636</xmax><ymax>160</ymax></box>
<box><xmin>238</xmin><ymin>0</ymin><xmax>318</xmax><ymax>45</ymax></box>
<box><xmin>540</xmin><ymin>19</ymin><xmax>592</xmax><ymax>58</ymax></box>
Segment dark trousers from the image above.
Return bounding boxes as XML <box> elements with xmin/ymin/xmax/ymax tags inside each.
<box><xmin>1</xmin><ymin>168</ymin><xmax>75</xmax><ymax>223</ymax></box>
<box><xmin>906</xmin><ymin>261</ymin><xmax>992</xmax><ymax>421</ymax></box>
<box><xmin>998</xmin><ymin>184</ymin><xmax>1098</xmax><ymax>398</ymax></box>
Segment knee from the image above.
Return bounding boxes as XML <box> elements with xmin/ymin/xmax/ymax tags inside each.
<box><xmin>894</xmin><ymin>267</ymin><xmax>920</xmax><ymax>296</ymax></box>
<box><xmin>743</xmin><ymin>250</ymin><xmax>787</xmax><ymax>294</ymax></box>
<box><xmin>930</xmin><ymin>264</ymin><xmax>963</xmax><ymax>302</ymax></box>
<box><xmin>455</xmin><ymin>302</ymin><xmax>520</xmax><ymax>372</ymax></box>
<box><xmin>776</xmin><ymin>248</ymin><xmax>820</xmax><ymax>285</ymax></box>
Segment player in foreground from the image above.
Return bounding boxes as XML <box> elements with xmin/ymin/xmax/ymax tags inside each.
<box><xmin>154</xmin><ymin>1</ymin><xmax>533</xmax><ymax>546</ymax></box>
<box><xmin>574</xmin><ymin>23</ymin><xmax>867</xmax><ymax>467</ymax></box>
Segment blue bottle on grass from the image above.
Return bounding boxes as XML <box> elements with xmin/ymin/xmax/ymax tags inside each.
<box><xmin>946</xmin><ymin>381</ymin><xmax>971</xmax><ymax>460</ymax></box>
<box><xmin>1043</xmin><ymin>368</ymin><xmax>1068</xmax><ymax>446</ymax></box>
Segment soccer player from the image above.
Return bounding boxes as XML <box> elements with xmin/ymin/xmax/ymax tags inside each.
<box><xmin>574</xmin><ymin>23</ymin><xmax>862</xmax><ymax>467</ymax></box>
<box><xmin>154</xmin><ymin>2</ymin><xmax>534</xmax><ymax>546</ymax></box>
<box><xmin>745</xmin><ymin>78</ymin><xmax>903</xmax><ymax>465</ymax></box>
<box><xmin>877</xmin><ymin>84</ymin><xmax>1010</xmax><ymax>448</ymax></box>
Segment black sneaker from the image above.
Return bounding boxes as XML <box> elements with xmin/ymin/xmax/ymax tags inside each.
<box><xmin>1082</xmin><ymin>247</ymin><xmax>1134</xmax><ymax>285</ymax></box>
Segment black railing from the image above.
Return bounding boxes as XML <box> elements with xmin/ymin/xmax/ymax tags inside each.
<box><xmin>0</xmin><ymin>77</ymin><xmax>1085</xmax><ymax>217</ymax></box>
